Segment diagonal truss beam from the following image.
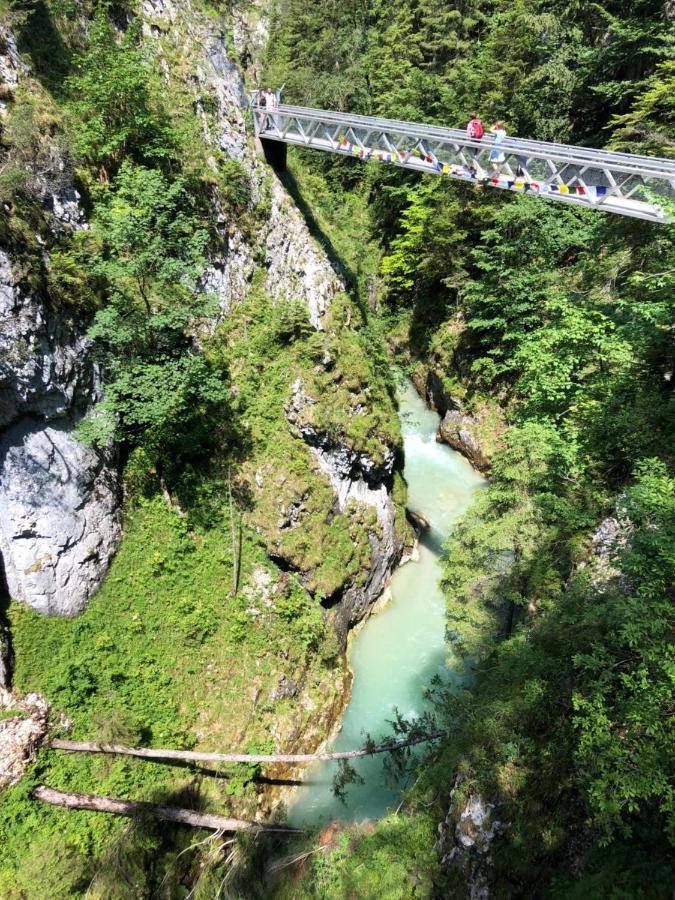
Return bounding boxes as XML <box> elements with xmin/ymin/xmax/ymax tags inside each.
<box><xmin>253</xmin><ymin>102</ymin><xmax>675</xmax><ymax>223</ymax></box>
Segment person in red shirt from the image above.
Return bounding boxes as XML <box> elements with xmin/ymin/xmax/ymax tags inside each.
<box><xmin>466</xmin><ymin>114</ymin><xmax>484</xmax><ymax>169</ymax></box>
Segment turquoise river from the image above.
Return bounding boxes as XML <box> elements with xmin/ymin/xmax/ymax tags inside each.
<box><xmin>289</xmin><ymin>378</ymin><xmax>486</xmax><ymax>826</ymax></box>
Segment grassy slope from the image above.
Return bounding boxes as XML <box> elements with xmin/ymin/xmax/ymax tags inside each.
<box><xmin>0</xmin><ymin>4</ymin><xmax>411</xmax><ymax>892</ymax></box>
<box><xmin>0</xmin><ymin>278</ymin><xmax>403</xmax><ymax>897</ymax></box>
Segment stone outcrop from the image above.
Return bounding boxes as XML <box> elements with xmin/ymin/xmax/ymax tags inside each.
<box><xmin>142</xmin><ymin>0</ymin><xmax>345</xmax><ymax>328</ymax></box>
<box><xmin>0</xmin><ymin>688</ymin><xmax>50</xmax><ymax>790</ymax></box>
<box><xmin>286</xmin><ymin>378</ymin><xmax>402</xmax><ymax>638</ymax></box>
<box><xmin>438</xmin><ymin>407</ymin><xmax>491</xmax><ymax>473</ymax></box>
<box><xmin>412</xmin><ymin>368</ymin><xmax>501</xmax><ymax>472</ymax></box>
<box><xmin>0</xmin><ymin>420</ymin><xmax>121</xmax><ymax>616</ymax></box>
<box><xmin>0</xmin><ymin>25</ymin><xmax>123</xmax><ymax>618</ymax></box>
<box><xmin>437</xmin><ymin>775</ymin><xmax>506</xmax><ymax>899</ymax></box>
<box><xmin>0</xmin><ymin>251</ymin><xmax>94</xmax><ymax>430</ymax></box>
<box><xmin>0</xmin><ymin>250</ymin><xmax>122</xmax><ymax>616</ymax></box>
<box><xmin>573</xmin><ymin>506</ymin><xmax>631</xmax><ymax>595</ymax></box>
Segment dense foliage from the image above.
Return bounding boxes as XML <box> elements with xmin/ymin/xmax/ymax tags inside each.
<box><xmin>0</xmin><ymin>0</ymin><xmax>672</xmax><ymax>895</ymax></box>
<box><xmin>265</xmin><ymin>0</ymin><xmax>674</xmax><ymax>895</ymax></box>
<box><xmin>0</xmin><ymin>2</ymin><xmax>408</xmax><ymax>895</ymax></box>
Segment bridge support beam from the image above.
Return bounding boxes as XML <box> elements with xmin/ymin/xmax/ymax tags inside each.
<box><xmin>249</xmin><ymin>102</ymin><xmax>675</xmax><ymax>222</ymax></box>
<box><xmin>259</xmin><ymin>136</ymin><xmax>287</xmax><ymax>173</ymax></box>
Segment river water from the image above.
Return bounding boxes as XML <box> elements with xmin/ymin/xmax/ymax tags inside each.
<box><xmin>288</xmin><ymin>377</ymin><xmax>485</xmax><ymax>826</ymax></box>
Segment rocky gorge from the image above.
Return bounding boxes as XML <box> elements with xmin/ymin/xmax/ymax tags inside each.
<box><xmin>0</xmin><ymin>0</ymin><xmax>404</xmax><ymax>633</ymax></box>
<box><xmin>0</xmin><ymin>2</ymin><xmax>408</xmax><ymax>875</ymax></box>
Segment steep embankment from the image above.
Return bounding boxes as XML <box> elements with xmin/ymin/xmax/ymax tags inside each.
<box><xmin>0</xmin><ymin>29</ymin><xmax>122</xmax><ymax>621</ymax></box>
<box><xmin>261</xmin><ymin>2</ymin><xmax>674</xmax><ymax>896</ymax></box>
<box><xmin>0</xmin><ymin>1</ymin><xmax>410</xmax><ymax>894</ymax></box>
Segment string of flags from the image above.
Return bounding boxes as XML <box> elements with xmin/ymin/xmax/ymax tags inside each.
<box><xmin>337</xmin><ymin>137</ymin><xmax>608</xmax><ymax>199</ymax></box>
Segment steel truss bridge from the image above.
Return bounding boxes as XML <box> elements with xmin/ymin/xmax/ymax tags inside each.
<box><xmin>253</xmin><ymin>102</ymin><xmax>675</xmax><ymax>223</ymax></box>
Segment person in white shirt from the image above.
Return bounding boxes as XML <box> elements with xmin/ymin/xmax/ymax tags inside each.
<box><xmin>489</xmin><ymin>121</ymin><xmax>507</xmax><ymax>172</ymax></box>
<box><xmin>265</xmin><ymin>87</ymin><xmax>279</xmax><ymax>130</ymax></box>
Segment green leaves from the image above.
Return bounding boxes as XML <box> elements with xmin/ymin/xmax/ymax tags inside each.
<box><xmin>571</xmin><ymin>463</ymin><xmax>675</xmax><ymax>845</ymax></box>
<box><xmin>77</xmin><ymin>162</ymin><xmax>229</xmax><ymax>467</ymax></box>
<box><xmin>65</xmin><ymin>15</ymin><xmax>175</xmax><ymax>178</ymax></box>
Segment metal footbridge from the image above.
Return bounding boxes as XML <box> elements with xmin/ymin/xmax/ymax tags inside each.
<box><xmin>253</xmin><ymin>102</ymin><xmax>675</xmax><ymax>223</ymax></box>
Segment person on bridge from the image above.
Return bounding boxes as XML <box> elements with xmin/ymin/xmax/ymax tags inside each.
<box><xmin>257</xmin><ymin>89</ymin><xmax>268</xmax><ymax>131</ymax></box>
<box><xmin>266</xmin><ymin>87</ymin><xmax>279</xmax><ymax>131</ymax></box>
<box><xmin>489</xmin><ymin>120</ymin><xmax>507</xmax><ymax>172</ymax></box>
<box><xmin>466</xmin><ymin>114</ymin><xmax>484</xmax><ymax>170</ymax></box>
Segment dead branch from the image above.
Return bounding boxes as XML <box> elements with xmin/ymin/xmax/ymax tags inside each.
<box><xmin>49</xmin><ymin>730</ymin><xmax>447</xmax><ymax>765</ymax></box>
<box><xmin>32</xmin><ymin>785</ymin><xmax>304</xmax><ymax>833</ymax></box>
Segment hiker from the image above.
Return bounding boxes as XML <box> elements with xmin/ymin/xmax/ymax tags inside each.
<box><xmin>466</xmin><ymin>113</ymin><xmax>484</xmax><ymax>169</ymax></box>
<box><xmin>266</xmin><ymin>87</ymin><xmax>279</xmax><ymax>130</ymax></box>
<box><xmin>489</xmin><ymin>120</ymin><xmax>507</xmax><ymax>172</ymax></box>
<box><xmin>257</xmin><ymin>88</ymin><xmax>268</xmax><ymax>131</ymax></box>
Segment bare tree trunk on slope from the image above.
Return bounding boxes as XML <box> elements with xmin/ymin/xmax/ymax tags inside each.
<box><xmin>32</xmin><ymin>785</ymin><xmax>304</xmax><ymax>833</ymax></box>
<box><xmin>49</xmin><ymin>730</ymin><xmax>447</xmax><ymax>765</ymax></box>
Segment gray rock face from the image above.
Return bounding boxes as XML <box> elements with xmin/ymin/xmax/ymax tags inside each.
<box><xmin>0</xmin><ymin>26</ymin><xmax>23</xmax><ymax>117</ymax></box>
<box><xmin>437</xmin><ymin>775</ymin><xmax>506</xmax><ymax>900</ymax></box>
<box><xmin>438</xmin><ymin>407</ymin><xmax>490</xmax><ymax>472</ymax></box>
<box><xmin>413</xmin><ymin>368</ymin><xmax>494</xmax><ymax>472</ymax></box>
<box><xmin>574</xmin><ymin>508</ymin><xmax>630</xmax><ymax>594</ymax></box>
<box><xmin>0</xmin><ymin>251</ymin><xmax>94</xmax><ymax>430</ymax></box>
<box><xmin>0</xmin><ymin>687</ymin><xmax>50</xmax><ymax>788</ymax></box>
<box><xmin>142</xmin><ymin>0</ymin><xmax>345</xmax><ymax>327</ymax></box>
<box><xmin>287</xmin><ymin>379</ymin><xmax>402</xmax><ymax>637</ymax></box>
<box><xmin>0</xmin><ymin>420</ymin><xmax>121</xmax><ymax>616</ymax></box>
<box><xmin>264</xmin><ymin>178</ymin><xmax>345</xmax><ymax>329</ymax></box>
<box><xmin>1</xmin><ymin>239</ymin><xmax>122</xmax><ymax>617</ymax></box>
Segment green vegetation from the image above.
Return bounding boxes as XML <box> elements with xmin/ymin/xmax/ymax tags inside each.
<box><xmin>210</xmin><ymin>281</ymin><xmax>400</xmax><ymax>601</ymax></box>
<box><xmin>265</xmin><ymin>0</ymin><xmax>675</xmax><ymax>895</ymax></box>
<box><xmin>275</xmin><ymin>815</ymin><xmax>440</xmax><ymax>900</ymax></box>
<box><xmin>1</xmin><ymin>0</ymin><xmax>673</xmax><ymax>895</ymax></box>
<box><xmin>1</xmin><ymin>491</ymin><xmax>344</xmax><ymax>897</ymax></box>
<box><xmin>0</xmin><ymin>0</ymin><xmax>404</xmax><ymax>896</ymax></box>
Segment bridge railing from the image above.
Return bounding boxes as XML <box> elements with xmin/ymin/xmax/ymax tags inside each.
<box><xmin>252</xmin><ymin>102</ymin><xmax>675</xmax><ymax>222</ymax></box>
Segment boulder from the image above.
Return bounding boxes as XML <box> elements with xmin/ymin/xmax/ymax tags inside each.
<box><xmin>438</xmin><ymin>408</ymin><xmax>491</xmax><ymax>473</ymax></box>
<box><xmin>0</xmin><ymin>420</ymin><xmax>121</xmax><ymax>615</ymax></box>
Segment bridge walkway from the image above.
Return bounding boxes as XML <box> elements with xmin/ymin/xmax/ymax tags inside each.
<box><xmin>253</xmin><ymin>102</ymin><xmax>675</xmax><ymax>223</ymax></box>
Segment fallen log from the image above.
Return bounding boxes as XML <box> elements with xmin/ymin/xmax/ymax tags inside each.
<box><xmin>32</xmin><ymin>785</ymin><xmax>304</xmax><ymax>833</ymax></box>
<box><xmin>49</xmin><ymin>730</ymin><xmax>447</xmax><ymax>765</ymax></box>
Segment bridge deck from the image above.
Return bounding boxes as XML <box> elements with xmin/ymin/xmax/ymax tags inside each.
<box><xmin>253</xmin><ymin>102</ymin><xmax>675</xmax><ymax>223</ymax></box>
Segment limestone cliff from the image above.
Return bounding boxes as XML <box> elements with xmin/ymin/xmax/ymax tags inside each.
<box><xmin>0</xmin><ymin>2</ymin><xmax>403</xmax><ymax>633</ymax></box>
<box><xmin>0</xmin><ymin>23</ymin><xmax>122</xmax><ymax>618</ymax></box>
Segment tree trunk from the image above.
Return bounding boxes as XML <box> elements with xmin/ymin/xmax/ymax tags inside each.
<box><xmin>49</xmin><ymin>730</ymin><xmax>446</xmax><ymax>765</ymax></box>
<box><xmin>32</xmin><ymin>785</ymin><xmax>303</xmax><ymax>833</ymax></box>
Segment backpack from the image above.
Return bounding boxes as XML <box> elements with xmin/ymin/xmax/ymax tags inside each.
<box><xmin>259</xmin><ymin>93</ymin><xmax>267</xmax><ymax>108</ymax></box>
<box><xmin>469</xmin><ymin>118</ymin><xmax>484</xmax><ymax>139</ymax></box>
